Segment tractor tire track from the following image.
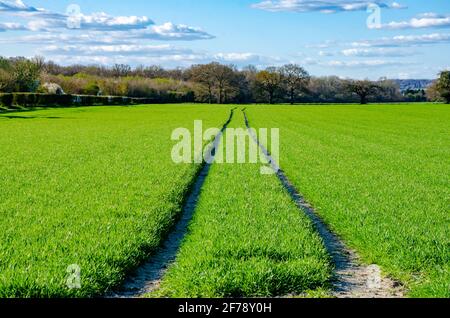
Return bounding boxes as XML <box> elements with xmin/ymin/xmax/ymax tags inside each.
<box><xmin>242</xmin><ymin>109</ymin><xmax>404</xmax><ymax>298</ymax></box>
<box><xmin>109</xmin><ymin>109</ymin><xmax>235</xmax><ymax>298</ymax></box>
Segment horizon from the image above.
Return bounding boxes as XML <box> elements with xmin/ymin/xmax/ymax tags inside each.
<box><xmin>0</xmin><ymin>0</ymin><xmax>449</xmax><ymax>80</ymax></box>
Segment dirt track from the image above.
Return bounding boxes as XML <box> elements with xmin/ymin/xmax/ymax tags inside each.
<box><xmin>243</xmin><ymin>109</ymin><xmax>404</xmax><ymax>298</ymax></box>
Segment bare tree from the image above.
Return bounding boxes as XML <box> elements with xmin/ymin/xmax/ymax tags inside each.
<box><xmin>212</xmin><ymin>63</ymin><xmax>236</xmax><ymax>104</ymax></box>
<box><xmin>31</xmin><ymin>56</ymin><xmax>46</xmax><ymax>72</ymax></box>
<box><xmin>346</xmin><ymin>79</ymin><xmax>380</xmax><ymax>104</ymax></box>
<box><xmin>188</xmin><ymin>64</ymin><xmax>216</xmax><ymax>103</ymax></box>
<box><xmin>280</xmin><ymin>64</ymin><xmax>310</xmax><ymax>104</ymax></box>
<box><xmin>112</xmin><ymin>64</ymin><xmax>131</xmax><ymax>77</ymax></box>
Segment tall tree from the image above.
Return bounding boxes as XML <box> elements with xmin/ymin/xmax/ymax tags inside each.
<box><xmin>212</xmin><ymin>63</ymin><xmax>236</xmax><ymax>104</ymax></box>
<box><xmin>436</xmin><ymin>70</ymin><xmax>450</xmax><ymax>104</ymax></box>
<box><xmin>188</xmin><ymin>63</ymin><xmax>216</xmax><ymax>103</ymax></box>
<box><xmin>255</xmin><ymin>67</ymin><xmax>282</xmax><ymax>104</ymax></box>
<box><xmin>280</xmin><ymin>64</ymin><xmax>310</xmax><ymax>104</ymax></box>
<box><xmin>346</xmin><ymin>80</ymin><xmax>380</xmax><ymax>104</ymax></box>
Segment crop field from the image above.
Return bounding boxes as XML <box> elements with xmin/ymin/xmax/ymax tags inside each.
<box><xmin>0</xmin><ymin>104</ymin><xmax>231</xmax><ymax>297</ymax></box>
<box><xmin>246</xmin><ymin>103</ymin><xmax>450</xmax><ymax>298</ymax></box>
<box><xmin>155</xmin><ymin>112</ymin><xmax>331</xmax><ymax>298</ymax></box>
<box><xmin>0</xmin><ymin>102</ymin><xmax>448</xmax><ymax>298</ymax></box>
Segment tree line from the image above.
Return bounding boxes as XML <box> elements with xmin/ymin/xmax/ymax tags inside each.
<box><xmin>1</xmin><ymin>56</ymin><xmax>449</xmax><ymax>104</ymax></box>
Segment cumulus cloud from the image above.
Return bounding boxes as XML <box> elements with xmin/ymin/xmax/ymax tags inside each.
<box><xmin>43</xmin><ymin>52</ymin><xmax>281</xmax><ymax>68</ymax></box>
<box><xmin>1</xmin><ymin>1</ymin><xmax>152</xmax><ymax>31</ymax></box>
<box><xmin>341</xmin><ymin>48</ymin><xmax>416</xmax><ymax>57</ymax></box>
<box><xmin>251</xmin><ymin>0</ymin><xmax>406</xmax><ymax>13</ymax></box>
<box><xmin>0</xmin><ymin>21</ymin><xmax>26</xmax><ymax>31</ymax></box>
<box><xmin>372</xmin><ymin>13</ymin><xmax>450</xmax><ymax>30</ymax></box>
<box><xmin>140</xmin><ymin>22</ymin><xmax>214</xmax><ymax>40</ymax></box>
<box><xmin>0</xmin><ymin>22</ymin><xmax>214</xmax><ymax>45</ymax></box>
<box><xmin>39</xmin><ymin>44</ymin><xmax>194</xmax><ymax>57</ymax></box>
<box><xmin>0</xmin><ymin>0</ymin><xmax>39</xmax><ymax>13</ymax></box>
<box><xmin>351</xmin><ymin>33</ymin><xmax>450</xmax><ymax>47</ymax></box>
<box><xmin>36</xmin><ymin>42</ymin><xmax>281</xmax><ymax>68</ymax></box>
<box><xmin>0</xmin><ymin>0</ymin><xmax>69</xmax><ymax>20</ymax></box>
<box><xmin>324</xmin><ymin>59</ymin><xmax>406</xmax><ymax>68</ymax></box>
<box><xmin>26</xmin><ymin>12</ymin><xmax>152</xmax><ymax>31</ymax></box>
<box><xmin>0</xmin><ymin>0</ymin><xmax>213</xmax><ymax>39</ymax></box>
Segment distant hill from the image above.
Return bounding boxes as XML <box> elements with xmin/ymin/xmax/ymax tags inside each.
<box><xmin>394</xmin><ymin>79</ymin><xmax>433</xmax><ymax>92</ymax></box>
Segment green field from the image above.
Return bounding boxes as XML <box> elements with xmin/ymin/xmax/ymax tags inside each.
<box><xmin>0</xmin><ymin>103</ymin><xmax>448</xmax><ymax>298</ymax></box>
<box><xmin>0</xmin><ymin>104</ymin><xmax>231</xmax><ymax>297</ymax></box>
<box><xmin>155</xmin><ymin>112</ymin><xmax>331</xmax><ymax>297</ymax></box>
<box><xmin>247</xmin><ymin>103</ymin><xmax>450</xmax><ymax>297</ymax></box>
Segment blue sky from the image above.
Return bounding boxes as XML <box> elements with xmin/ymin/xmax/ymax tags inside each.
<box><xmin>0</xmin><ymin>0</ymin><xmax>449</xmax><ymax>79</ymax></box>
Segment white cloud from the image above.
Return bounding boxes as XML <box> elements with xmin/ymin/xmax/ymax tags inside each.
<box><xmin>251</xmin><ymin>0</ymin><xmax>406</xmax><ymax>13</ymax></box>
<box><xmin>0</xmin><ymin>21</ymin><xmax>26</xmax><ymax>31</ymax></box>
<box><xmin>0</xmin><ymin>0</ymin><xmax>213</xmax><ymax>39</ymax></box>
<box><xmin>341</xmin><ymin>48</ymin><xmax>416</xmax><ymax>57</ymax></box>
<box><xmin>39</xmin><ymin>44</ymin><xmax>194</xmax><ymax>57</ymax></box>
<box><xmin>0</xmin><ymin>0</ymin><xmax>40</xmax><ymax>13</ymax></box>
<box><xmin>0</xmin><ymin>22</ymin><xmax>214</xmax><ymax>45</ymax></box>
<box><xmin>143</xmin><ymin>22</ymin><xmax>214</xmax><ymax>40</ymax></box>
<box><xmin>319</xmin><ymin>50</ymin><xmax>334</xmax><ymax>56</ymax></box>
<box><xmin>351</xmin><ymin>33</ymin><xmax>450</xmax><ymax>47</ymax></box>
<box><xmin>324</xmin><ymin>59</ymin><xmax>406</xmax><ymax>68</ymax></box>
<box><xmin>36</xmin><ymin>43</ymin><xmax>281</xmax><ymax>68</ymax></box>
<box><xmin>21</xmin><ymin>12</ymin><xmax>153</xmax><ymax>31</ymax></box>
<box><xmin>372</xmin><ymin>13</ymin><xmax>450</xmax><ymax>30</ymax></box>
<box><xmin>43</xmin><ymin>52</ymin><xmax>280</xmax><ymax>68</ymax></box>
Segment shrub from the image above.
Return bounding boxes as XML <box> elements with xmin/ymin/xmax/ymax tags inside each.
<box><xmin>0</xmin><ymin>93</ymin><xmax>13</xmax><ymax>107</ymax></box>
<box><xmin>13</xmin><ymin>93</ymin><xmax>37</xmax><ymax>107</ymax></box>
<box><xmin>2</xmin><ymin>93</ymin><xmax>157</xmax><ymax>109</ymax></box>
<box><xmin>82</xmin><ymin>82</ymin><xmax>101</xmax><ymax>96</ymax></box>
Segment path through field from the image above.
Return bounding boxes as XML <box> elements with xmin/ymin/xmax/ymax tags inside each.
<box><xmin>111</xmin><ymin>109</ymin><xmax>235</xmax><ymax>298</ymax></box>
<box><xmin>243</xmin><ymin>109</ymin><xmax>404</xmax><ymax>298</ymax></box>
<box><xmin>113</xmin><ymin>107</ymin><xmax>405</xmax><ymax>298</ymax></box>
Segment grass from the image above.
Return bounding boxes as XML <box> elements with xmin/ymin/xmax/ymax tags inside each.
<box><xmin>246</xmin><ymin>103</ymin><xmax>450</xmax><ymax>298</ymax></box>
<box><xmin>154</xmin><ymin>110</ymin><xmax>331</xmax><ymax>298</ymax></box>
<box><xmin>1</xmin><ymin>102</ymin><xmax>448</xmax><ymax>298</ymax></box>
<box><xmin>0</xmin><ymin>104</ymin><xmax>231</xmax><ymax>297</ymax></box>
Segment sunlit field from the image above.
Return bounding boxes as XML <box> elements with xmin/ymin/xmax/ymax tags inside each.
<box><xmin>0</xmin><ymin>103</ymin><xmax>448</xmax><ymax>298</ymax></box>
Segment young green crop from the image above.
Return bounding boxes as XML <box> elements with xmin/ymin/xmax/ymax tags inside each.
<box><xmin>0</xmin><ymin>104</ymin><xmax>231</xmax><ymax>297</ymax></box>
<box><xmin>246</xmin><ymin>103</ymin><xmax>450</xmax><ymax>298</ymax></box>
<box><xmin>154</xmin><ymin>110</ymin><xmax>332</xmax><ymax>298</ymax></box>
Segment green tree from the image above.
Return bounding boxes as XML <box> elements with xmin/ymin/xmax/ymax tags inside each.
<box><xmin>436</xmin><ymin>71</ymin><xmax>450</xmax><ymax>103</ymax></box>
<box><xmin>12</xmin><ymin>60</ymin><xmax>41</xmax><ymax>92</ymax></box>
<box><xmin>0</xmin><ymin>69</ymin><xmax>13</xmax><ymax>92</ymax></box>
<box><xmin>255</xmin><ymin>67</ymin><xmax>282</xmax><ymax>104</ymax></box>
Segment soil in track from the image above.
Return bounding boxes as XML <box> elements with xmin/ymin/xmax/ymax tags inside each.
<box><xmin>242</xmin><ymin>109</ymin><xmax>404</xmax><ymax>298</ymax></box>
<box><xmin>109</xmin><ymin>109</ymin><xmax>235</xmax><ymax>298</ymax></box>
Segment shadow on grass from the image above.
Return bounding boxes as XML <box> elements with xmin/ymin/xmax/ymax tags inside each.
<box><xmin>0</xmin><ymin>115</ymin><xmax>66</xmax><ymax>120</ymax></box>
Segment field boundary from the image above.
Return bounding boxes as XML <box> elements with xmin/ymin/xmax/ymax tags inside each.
<box><xmin>242</xmin><ymin>109</ymin><xmax>405</xmax><ymax>298</ymax></box>
<box><xmin>109</xmin><ymin>108</ymin><xmax>235</xmax><ymax>298</ymax></box>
